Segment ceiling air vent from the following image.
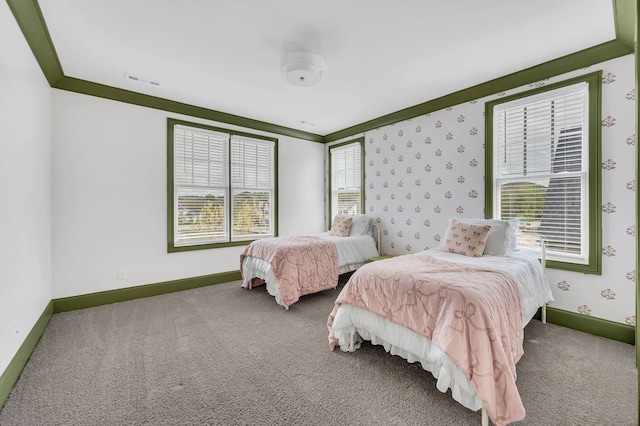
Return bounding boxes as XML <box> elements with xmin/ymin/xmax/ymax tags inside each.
<box><xmin>125</xmin><ymin>73</ymin><xmax>160</xmax><ymax>87</ymax></box>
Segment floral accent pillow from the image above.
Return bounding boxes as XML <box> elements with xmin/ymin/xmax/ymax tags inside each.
<box><xmin>443</xmin><ymin>219</ymin><xmax>491</xmax><ymax>257</ymax></box>
<box><xmin>329</xmin><ymin>215</ymin><xmax>353</xmax><ymax>237</ymax></box>
<box><xmin>441</xmin><ymin>217</ymin><xmax>518</xmax><ymax>255</ymax></box>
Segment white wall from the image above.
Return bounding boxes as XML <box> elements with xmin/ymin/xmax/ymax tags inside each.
<box><xmin>51</xmin><ymin>90</ymin><xmax>325</xmax><ymax>299</ymax></box>
<box><xmin>278</xmin><ymin>139</ymin><xmax>326</xmax><ymax>236</ymax></box>
<box><xmin>0</xmin><ymin>1</ymin><xmax>53</xmax><ymax>373</ymax></box>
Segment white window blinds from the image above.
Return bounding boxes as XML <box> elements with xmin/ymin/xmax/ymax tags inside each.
<box><xmin>330</xmin><ymin>141</ymin><xmax>362</xmax><ymax>217</ymax></box>
<box><xmin>174</xmin><ymin>125</ymin><xmax>229</xmax><ymax>246</ymax></box>
<box><xmin>171</xmin><ymin>122</ymin><xmax>276</xmax><ymax>249</ymax></box>
<box><xmin>230</xmin><ymin>136</ymin><xmax>274</xmax><ymax>240</ymax></box>
<box><xmin>493</xmin><ymin>82</ymin><xmax>589</xmax><ymax>262</ymax></box>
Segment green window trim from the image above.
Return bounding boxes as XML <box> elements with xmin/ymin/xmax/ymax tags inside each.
<box><xmin>167</xmin><ymin>118</ymin><xmax>279</xmax><ymax>252</ymax></box>
<box><xmin>485</xmin><ymin>72</ymin><xmax>602</xmax><ymax>274</ymax></box>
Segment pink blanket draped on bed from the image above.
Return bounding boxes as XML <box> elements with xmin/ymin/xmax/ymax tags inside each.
<box><xmin>327</xmin><ymin>254</ymin><xmax>525</xmax><ymax>426</ymax></box>
<box><xmin>241</xmin><ymin>236</ymin><xmax>339</xmax><ymax>309</ymax></box>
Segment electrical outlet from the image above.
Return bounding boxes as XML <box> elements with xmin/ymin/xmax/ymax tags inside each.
<box><xmin>118</xmin><ymin>269</ymin><xmax>127</xmax><ymax>280</ymax></box>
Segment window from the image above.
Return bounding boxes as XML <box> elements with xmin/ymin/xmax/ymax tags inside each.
<box><xmin>329</xmin><ymin>138</ymin><xmax>364</xmax><ymax>220</ymax></box>
<box><xmin>168</xmin><ymin>119</ymin><xmax>277</xmax><ymax>251</ymax></box>
<box><xmin>485</xmin><ymin>72</ymin><xmax>601</xmax><ymax>274</ymax></box>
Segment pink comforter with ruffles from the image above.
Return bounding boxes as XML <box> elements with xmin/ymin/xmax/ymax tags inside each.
<box><xmin>241</xmin><ymin>236</ymin><xmax>339</xmax><ymax>309</ymax></box>
<box><xmin>327</xmin><ymin>254</ymin><xmax>525</xmax><ymax>426</ymax></box>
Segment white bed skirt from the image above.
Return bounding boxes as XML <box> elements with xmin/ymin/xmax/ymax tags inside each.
<box><xmin>332</xmin><ymin>304</ymin><xmax>542</xmax><ymax>413</ymax></box>
<box><xmin>330</xmin><ymin>248</ymin><xmax>552</xmax><ymax>422</ymax></box>
<box><xmin>241</xmin><ymin>257</ymin><xmax>284</xmax><ymax>305</ymax></box>
<box><xmin>241</xmin><ymin>255</ymin><xmax>368</xmax><ymax>307</ymax></box>
<box><xmin>332</xmin><ymin>304</ymin><xmax>485</xmax><ymax>411</ymax></box>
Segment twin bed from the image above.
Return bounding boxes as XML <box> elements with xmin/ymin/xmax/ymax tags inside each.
<box><xmin>240</xmin><ymin>214</ymin><xmax>380</xmax><ymax>309</ymax></box>
<box><xmin>240</xmin><ymin>215</ymin><xmax>554</xmax><ymax>425</ymax></box>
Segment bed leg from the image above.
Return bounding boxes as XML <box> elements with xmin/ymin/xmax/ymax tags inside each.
<box><xmin>542</xmin><ymin>303</ymin><xmax>547</xmax><ymax>324</ymax></box>
<box><xmin>481</xmin><ymin>407</ymin><xmax>489</xmax><ymax>426</ymax></box>
<box><xmin>349</xmin><ymin>333</ymin><xmax>355</xmax><ymax>352</ymax></box>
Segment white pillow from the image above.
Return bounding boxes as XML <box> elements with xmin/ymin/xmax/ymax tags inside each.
<box><xmin>348</xmin><ymin>215</ymin><xmax>372</xmax><ymax>236</ymax></box>
<box><xmin>440</xmin><ymin>217</ymin><xmax>518</xmax><ymax>255</ymax></box>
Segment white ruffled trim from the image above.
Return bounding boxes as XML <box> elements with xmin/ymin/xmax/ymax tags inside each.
<box><xmin>332</xmin><ymin>304</ymin><xmax>484</xmax><ymax>412</ymax></box>
<box><xmin>241</xmin><ymin>250</ymin><xmax>372</xmax><ymax>307</ymax></box>
<box><xmin>241</xmin><ymin>256</ymin><xmax>284</xmax><ymax>306</ymax></box>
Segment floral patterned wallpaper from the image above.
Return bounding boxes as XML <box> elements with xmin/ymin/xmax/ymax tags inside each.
<box><xmin>357</xmin><ymin>54</ymin><xmax>636</xmax><ymax>326</ymax></box>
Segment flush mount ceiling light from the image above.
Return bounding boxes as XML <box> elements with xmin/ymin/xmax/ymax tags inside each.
<box><xmin>281</xmin><ymin>51</ymin><xmax>325</xmax><ymax>87</ymax></box>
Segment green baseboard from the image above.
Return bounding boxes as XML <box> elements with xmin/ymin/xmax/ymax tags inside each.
<box><xmin>543</xmin><ymin>306</ymin><xmax>635</xmax><ymax>345</ymax></box>
<box><xmin>53</xmin><ymin>270</ymin><xmax>242</xmax><ymax>313</ymax></box>
<box><xmin>1</xmin><ymin>271</ymin><xmax>242</xmax><ymax>411</ymax></box>
<box><xmin>1</xmin><ymin>278</ymin><xmax>634</xmax><ymax>413</ymax></box>
<box><xmin>0</xmin><ymin>301</ymin><xmax>53</xmax><ymax>411</ymax></box>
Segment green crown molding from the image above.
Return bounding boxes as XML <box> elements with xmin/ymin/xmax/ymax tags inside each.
<box><xmin>55</xmin><ymin>76</ymin><xmax>324</xmax><ymax>143</ymax></box>
<box><xmin>324</xmin><ymin>39</ymin><xmax>631</xmax><ymax>142</ymax></box>
<box><xmin>5</xmin><ymin>0</ymin><xmax>323</xmax><ymax>143</ymax></box>
<box><xmin>6</xmin><ymin>0</ymin><xmax>634</xmax><ymax>145</ymax></box>
<box><xmin>4</xmin><ymin>0</ymin><xmax>638</xmax><ymax>413</ymax></box>
<box><xmin>0</xmin><ymin>301</ymin><xmax>53</xmax><ymax>411</ymax></box>
<box><xmin>613</xmin><ymin>0</ymin><xmax>635</xmax><ymax>48</ymax></box>
<box><xmin>6</xmin><ymin>0</ymin><xmax>63</xmax><ymax>86</ymax></box>
<box><xmin>326</xmin><ymin>0</ymin><xmax>635</xmax><ymax>142</ymax></box>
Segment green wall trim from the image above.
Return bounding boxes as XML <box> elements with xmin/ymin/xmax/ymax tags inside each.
<box><xmin>324</xmin><ymin>40</ymin><xmax>631</xmax><ymax>143</ymax></box>
<box><xmin>613</xmin><ymin>0</ymin><xmax>636</xmax><ymax>48</ymax></box>
<box><xmin>6</xmin><ymin>0</ymin><xmax>63</xmax><ymax>86</ymax></box>
<box><xmin>0</xmin><ymin>301</ymin><xmax>53</xmax><ymax>411</ymax></box>
<box><xmin>166</xmin><ymin>118</ymin><xmax>280</xmax><ymax>252</ymax></box>
<box><xmin>633</xmin><ymin>0</ymin><xmax>638</xmax><ymax>417</ymax></box>
<box><xmin>55</xmin><ymin>77</ymin><xmax>324</xmax><ymax>143</ymax></box>
<box><xmin>52</xmin><ymin>271</ymin><xmax>242</xmax><ymax>313</ymax></box>
<box><xmin>484</xmin><ymin>71</ymin><xmax>603</xmax><ymax>275</ymax></box>
<box><xmin>5</xmin><ymin>0</ymin><xmax>323</xmax><ymax>143</ymax></box>
<box><xmin>629</xmin><ymin>0</ymin><xmax>640</xmax><ymax>416</ymax></box>
<box><xmin>4</xmin><ymin>0</ymin><xmax>637</xmax><ymax>414</ymax></box>
<box><xmin>6</xmin><ymin>0</ymin><xmax>634</xmax><ymax>145</ymax></box>
<box><xmin>546</xmin><ymin>306</ymin><xmax>635</xmax><ymax>345</ymax></box>
<box><xmin>0</xmin><ymin>292</ymin><xmax>633</xmax><ymax>413</ymax></box>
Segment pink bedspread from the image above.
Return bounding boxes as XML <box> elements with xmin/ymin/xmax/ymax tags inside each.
<box><xmin>241</xmin><ymin>236</ymin><xmax>339</xmax><ymax>309</ymax></box>
<box><xmin>327</xmin><ymin>254</ymin><xmax>524</xmax><ymax>426</ymax></box>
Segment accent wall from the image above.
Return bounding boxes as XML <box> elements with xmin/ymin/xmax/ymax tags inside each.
<box><xmin>357</xmin><ymin>55</ymin><xmax>635</xmax><ymax>325</ymax></box>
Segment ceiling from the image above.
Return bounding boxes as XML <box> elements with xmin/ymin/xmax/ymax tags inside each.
<box><xmin>36</xmin><ymin>0</ymin><xmax>617</xmax><ymax>137</ymax></box>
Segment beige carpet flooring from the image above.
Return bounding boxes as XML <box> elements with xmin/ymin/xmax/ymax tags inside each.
<box><xmin>0</xmin><ymin>277</ymin><xmax>637</xmax><ymax>425</ymax></box>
